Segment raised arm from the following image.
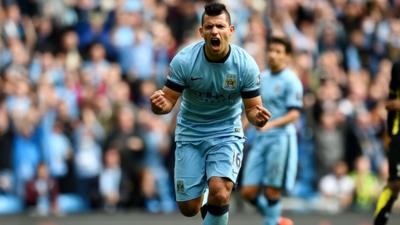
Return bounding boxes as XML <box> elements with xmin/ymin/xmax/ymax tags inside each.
<box><xmin>150</xmin><ymin>86</ymin><xmax>181</xmax><ymax>115</ymax></box>
<box><xmin>243</xmin><ymin>96</ymin><xmax>271</xmax><ymax>128</ymax></box>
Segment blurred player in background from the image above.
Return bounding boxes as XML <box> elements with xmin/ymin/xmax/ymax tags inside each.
<box><xmin>150</xmin><ymin>2</ymin><xmax>270</xmax><ymax>225</ymax></box>
<box><xmin>240</xmin><ymin>36</ymin><xmax>303</xmax><ymax>225</ymax></box>
<box><xmin>374</xmin><ymin>60</ymin><xmax>400</xmax><ymax>225</ymax></box>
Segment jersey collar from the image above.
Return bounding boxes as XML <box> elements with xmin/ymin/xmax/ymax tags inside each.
<box><xmin>203</xmin><ymin>44</ymin><xmax>231</xmax><ymax>63</ymax></box>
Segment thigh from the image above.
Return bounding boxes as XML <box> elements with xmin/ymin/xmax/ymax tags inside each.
<box><xmin>241</xmin><ymin>137</ymin><xmax>269</xmax><ymax>186</ymax></box>
<box><xmin>174</xmin><ymin>142</ymin><xmax>207</xmax><ymax>202</ymax></box>
<box><xmin>263</xmin><ymin>134</ymin><xmax>297</xmax><ymax>190</ymax></box>
<box><xmin>206</xmin><ymin>138</ymin><xmax>245</xmax><ymax>184</ymax></box>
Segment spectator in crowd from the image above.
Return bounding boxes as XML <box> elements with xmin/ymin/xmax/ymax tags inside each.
<box><xmin>314</xmin><ymin>107</ymin><xmax>345</xmax><ymax>179</ymax></box>
<box><xmin>318</xmin><ymin>161</ymin><xmax>355</xmax><ymax>213</ymax></box>
<box><xmin>351</xmin><ymin>109</ymin><xmax>386</xmax><ymax>173</ymax></box>
<box><xmin>12</xmin><ymin>108</ymin><xmax>41</xmax><ymax>198</ymax></box>
<box><xmin>350</xmin><ymin>155</ymin><xmax>380</xmax><ymax>212</ymax></box>
<box><xmin>104</xmin><ymin>104</ymin><xmax>153</xmax><ymax>209</ymax></box>
<box><xmin>99</xmin><ymin>148</ymin><xmax>122</xmax><ymax>213</ymax></box>
<box><xmin>25</xmin><ymin>162</ymin><xmax>59</xmax><ymax>216</ymax></box>
<box><xmin>73</xmin><ymin>104</ymin><xmax>104</xmax><ymax>209</ymax></box>
<box><xmin>81</xmin><ymin>41</ymin><xmax>111</xmax><ymax>88</ymax></box>
<box><xmin>60</xmin><ymin>29</ymin><xmax>82</xmax><ymax>72</ymax></box>
<box><xmin>136</xmin><ymin>79</ymin><xmax>176</xmax><ymax>213</ymax></box>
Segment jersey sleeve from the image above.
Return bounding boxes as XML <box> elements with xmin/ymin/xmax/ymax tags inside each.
<box><xmin>240</xmin><ymin>55</ymin><xmax>261</xmax><ymax>99</ymax></box>
<box><xmin>286</xmin><ymin>73</ymin><xmax>303</xmax><ymax>110</ymax></box>
<box><xmin>166</xmin><ymin>55</ymin><xmax>186</xmax><ymax>92</ymax></box>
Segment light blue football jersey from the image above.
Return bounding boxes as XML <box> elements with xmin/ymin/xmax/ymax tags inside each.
<box><xmin>259</xmin><ymin>67</ymin><xmax>303</xmax><ymax>136</ymax></box>
<box><xmin>242</xmin><ymin>67</ymin><xmax>303</xmax><ymax>190</ymax></box>
<box><xmin>167</xmin><ymin>41</ymin><xmax>260</xmax><ymax>141</ymax></box>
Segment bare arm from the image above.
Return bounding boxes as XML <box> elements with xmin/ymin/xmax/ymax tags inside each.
<box><xmin>386</xmin><ymin>99</ymin><xmax>400</xmax><ymax>111</ymax></box>
<box><xmin>243</xmin><ymin>96</ymin><xmax>271</xmax><ymax>128</ymax></box>
<box><xmin>150</xmin><ymin>86</ymin><xmax>181</xmax><ymax>114</ymax></box>
<box><xmin>259</xmin><ymin>109</ymin><xmax>301</xmax><ymax>132</ymax></box>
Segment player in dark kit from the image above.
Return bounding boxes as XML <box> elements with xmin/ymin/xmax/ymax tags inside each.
<box><xmin>374</xmin><ymin>60</ymin><xmax>400</xmax><ymax>225</ymax></box>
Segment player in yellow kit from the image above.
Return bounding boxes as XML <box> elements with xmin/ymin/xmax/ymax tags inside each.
<box><xmin>374</xmin><ymin>60</ymin><xmax>400</xmax><ymax>225</ymax></box>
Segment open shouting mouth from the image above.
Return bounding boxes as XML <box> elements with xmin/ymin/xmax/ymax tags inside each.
<box><xmin>210</xmin><ymin>38</ymin><xmax>221</xmax><ymax>49</ymax></box>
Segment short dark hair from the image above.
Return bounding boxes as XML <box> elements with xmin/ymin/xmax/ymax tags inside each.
<box><xmin>201</xmin><ymin>2</ymin><xmax>231</xmax><ymax>25</ymax></box>
<box><xmin>267</xmin><ymin>36</ymin><xmax>292</xmax><ymax>54</ymax></box>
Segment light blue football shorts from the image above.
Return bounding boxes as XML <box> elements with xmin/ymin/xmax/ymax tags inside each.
<box><xmin>242</xmin><ymin>133</ymin><xmax>298</xmax><ymax>191</ymax></box>
<box><xmin>174</xmin><ymin>137</ymin><xmax>245</xmax><ymax>202</ymax></box>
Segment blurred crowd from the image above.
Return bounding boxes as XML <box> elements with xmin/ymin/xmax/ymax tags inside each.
<box><xmin>0</xmin><ymin>0</ymin><xmax>400</xmax><ymax>216</ymax></box>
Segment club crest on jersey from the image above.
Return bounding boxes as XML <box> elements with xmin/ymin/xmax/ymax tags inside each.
<box><xmin>223</xmin><ymin>74</ymin><xmax>237</xmax><ymax>90</ymax></box>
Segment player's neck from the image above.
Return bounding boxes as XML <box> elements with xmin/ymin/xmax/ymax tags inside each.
<box><xmin>270</xmin><ymin>65</ymin><xmax>286</xmax><ymax>74</ymax></box>
<box><xmin>203</xmin><ymin>45</ymin><xmax>231</xmax><ymax>63</ymax></box>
